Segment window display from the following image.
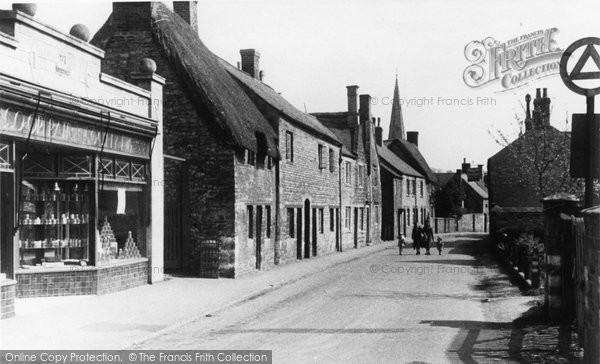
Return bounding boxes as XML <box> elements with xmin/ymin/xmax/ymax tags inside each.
<box><xmin>19</xmin><ymin>180</ymin><xmax>91</xmax><ymax>267</ymax></box>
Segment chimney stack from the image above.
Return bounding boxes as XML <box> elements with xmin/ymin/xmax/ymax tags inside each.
<box><xmin>173</xmin><ymin>1</ymin><xmax>198</xmax><ymax>34</ymax></box>
<box><xmin>532</xmin><ymin>87</ymin><xmax>551</xmax><ymax>129</ymax></box>
<box><xmin>406</xmin><ymin>131</ymin><xmax>419</xmax><ymax>147</ymax></box>
<box><xmin>346</xmin><ymin>85</ymin><xmax>359</xmax><ymax>114</ymax></box>
<box><xmin>375</xmin><ymin>117</ymin><xmax>383</xmax><ymax>146</ymax></box>
<box><xmin>461</xmin><ymin>158</ymin><xmax>471</xmax><ymax>173</ymax></box>
<box><xmin>240</xmin><ymin>49</ymin><xmax>260</xmax><ymax>79</ymax></box>
<box><xmin>359</xmin><ymin>95</ymin><xmax>371</xmax><ymax>123</ymax></box>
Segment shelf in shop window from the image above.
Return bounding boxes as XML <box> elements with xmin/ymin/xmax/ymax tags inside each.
<box><xmin>20</xmin><ymin>222</ymin><xmax>89</xmax><ymax>226</ymax></box>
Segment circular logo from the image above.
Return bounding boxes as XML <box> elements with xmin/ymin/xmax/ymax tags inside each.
<box><xmin>560</xmin><ymin>37</ymin><xmax>600</xmax><ymax>97</ymax></box>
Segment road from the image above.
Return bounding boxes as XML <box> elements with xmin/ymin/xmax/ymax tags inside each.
<box><xmin>134</xmin><ymin>234</ymin><xmax>536</xmax><ymax>363</ymax></box>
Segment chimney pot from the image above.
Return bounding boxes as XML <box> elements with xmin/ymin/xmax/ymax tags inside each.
<box><xmin>536</xmin><ymin>88</ymin><xmax>541</xmax><ymax>98</ymax></box>
<box><xmin>259</xmin><ymin>70</ymin><xmax>265</xmax><ymax>81</ymax></box>
<box><xmin>543</xmin><ymin>88</ymin><xmax>548</xmax><ymax>98</ymax></box>
<box><xmin>240</xmin><ymin>49</ymin><xmax>260</xmax><ymax>79</ymax></box>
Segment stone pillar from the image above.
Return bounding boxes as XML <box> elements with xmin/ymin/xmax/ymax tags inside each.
<box><xmin>582</xmin><ymin>206</ymin><xmax>600</xmax><ymax>364</ymax></box>
<box><xmin>542</xmin><ymin>193</ymin><xmax>580</xmax><ymax>322</ymax></box>
<box><xmin>131</xmin><ymin>58</ymin><xmax>166</xmax><ymax>284</ymax></box>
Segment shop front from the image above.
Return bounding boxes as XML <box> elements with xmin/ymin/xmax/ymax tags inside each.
<box><xmin>0</xmin><ymin>4</ymin><xmax>165</xmax><ymax>317</ymax></box>
<box><xmin>1</xmin><ymin>87</ymin><xmax>157</xmax><ymax>298</ymax></box>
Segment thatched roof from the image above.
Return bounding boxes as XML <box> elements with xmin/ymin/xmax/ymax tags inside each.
<box><xmin>93</xmin><ymin>3</ymin><xmax>278</xmax><ymax>158</ymax></box>
<box><xmin>219</xmin><ymin>59</ymin><xmax>341</xmax><ymax>146</ymax></box>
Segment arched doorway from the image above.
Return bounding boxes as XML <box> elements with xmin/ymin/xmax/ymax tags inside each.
<box><xmin>304</xmin><ymin>199</ymin><xmax>311</xmax><ymax>259</ymax></box>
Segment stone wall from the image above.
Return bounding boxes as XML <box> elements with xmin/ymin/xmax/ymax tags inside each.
<box><xmin>581</xmin><ymin>206</ymin><xmax>600</xmax><ymax>363</ymax></box>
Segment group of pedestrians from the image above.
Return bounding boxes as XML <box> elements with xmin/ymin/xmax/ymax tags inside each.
<box><xmin>397</xmin><ymin>218</ymin><xmax>443</xmax><ymax>256</ymax></box>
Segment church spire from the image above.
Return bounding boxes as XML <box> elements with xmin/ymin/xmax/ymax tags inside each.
<box><xmin>388</xmin><ymin>74</ymin><xmax>405</xmax><ymax>140</ymax></box>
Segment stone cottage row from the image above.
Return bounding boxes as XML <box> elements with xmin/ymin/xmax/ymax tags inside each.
<box><xmin>92</xmin><ymin>1</ymin><xmax>437</xmax><ymax>277</ymax></box>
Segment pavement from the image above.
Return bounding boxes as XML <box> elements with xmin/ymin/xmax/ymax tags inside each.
<box><xmin>0</xmin><ymin>239</ymin><xmax>395</xmax><ymax>350</ymax></box>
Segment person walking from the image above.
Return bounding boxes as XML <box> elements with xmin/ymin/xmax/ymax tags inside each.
<box><xmin>398</xmin><ymin>234</ymin><xmax>406</xmax><ymax>255</ymax></box>
<box><xmin>412</xmin><ymin>225</ymin><xmax>422</xmax><ymax>255</ymax></box>
<box><xmin>423</xmin><ymin>218</ymin><xmax>434</xmax><ymax>255</ymax></box>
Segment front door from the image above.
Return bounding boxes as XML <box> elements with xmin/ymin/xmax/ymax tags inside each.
<box><xmin>256</xmin><ymin>206</ymin><xmax>262</xmax><ymax>269</ymax></box>
<box><xmin>353</xmin><ymin>207</ymin><xmax>358</xmax><ymax>248</ymax></box>
<box><xmin>0</xmin><ymin>172</ymin><xmax>14</xmax><ymax>278</ymax></box>
<box><xmin>304</xmin><ymin>200</ymin><xmax>310</xmax><ymax>259</ymax></box>
<box><xmin>296</xmin><ymin>207</ymin><xmax>302</xmax><ymax>259</ymax></box>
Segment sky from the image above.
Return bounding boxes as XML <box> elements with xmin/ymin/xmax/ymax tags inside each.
<box><xmin>3</xmin><ymin>0</ymin><xmax>600</xmax><ymax>171</ymax></box>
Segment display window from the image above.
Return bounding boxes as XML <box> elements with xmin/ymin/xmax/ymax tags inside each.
<box><xmin>14</xmin><ymin>147</ymin><xmax>149</xmax><ymax>269</ymax></box>
<box><xmin>18</xmin><ymin>180</ymin><xmax>91</xmax><ymax>267</ymax></box>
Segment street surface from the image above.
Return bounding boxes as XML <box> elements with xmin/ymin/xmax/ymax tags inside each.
<box><xmin>134</xmin><ymin>234</ymin><xmax>538</xmax><ymax>363</ymax></box>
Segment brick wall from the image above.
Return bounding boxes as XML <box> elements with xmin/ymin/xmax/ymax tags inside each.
<box><xmin>1</xmin><ymin>280</ymin><xmax>16</xmax><ymax>319</ymax></box>
<box><xmin>15</xmin><ymin>259</ymin><xmax>148</xmax><ymax>297</ymax></box>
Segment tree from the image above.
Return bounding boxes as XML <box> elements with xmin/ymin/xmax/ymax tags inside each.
<box><xmin>434</xmin><ymin>176</ymin><xmax>467</xmax><ymax>217</ymax></box>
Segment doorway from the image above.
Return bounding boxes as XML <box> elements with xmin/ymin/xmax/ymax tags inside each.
<box><xmin>311</xmin><ymin>207</ymin><xmax>317</xmax><ymax>256</ymax></box>
<box><xmin>256</xmin><ymin>206</ymin><xmax>262</xmax><ymax>269</ymax></box>
<box><xmin>304</xmin><ymin>199</ymin><xmax>310</xmax><ymax>259</ymax></box>
<box><xmin>296</xmin><ymin>207</ymin><xmax>302</xmax><ymax>259</ymax></box>
<box><xmin>335</xmin><ymin>208</ymin><xmax>340</xmax><ymax>252</ymax></box>
<box><xmin>1</xmin><ymin>172</ymin><xmax>14</xmax><ymax>278</ymax></box>
<box><xmin>353</xmin><ymin>207</ymin><xmax>358</xmax><ymax>248</ymax></box>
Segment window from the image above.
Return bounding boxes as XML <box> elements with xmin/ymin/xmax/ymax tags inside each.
<box><xmin>329</xmin><ymin>148</ymin><xmax>335</xmax><ymax>172</ymax></box>
<box><xmin>266</xmin><ymin>205</ymin><xmax>271</xmax><ymax>238</ymax></box>
<box><xmin>406</xmin><ymin>207</ymin><xmax>410</xmax><ymax>225</ymax></box>
<box><xmin>413</xmin><ymin>208</ymin><xmax>418</xmax><ymax>225</ymax></box>
<box><xmin>287</xmin><ymin>208</ymin><xmax>295</xmax><ymax>238</ymax></box>
<box><xmin>420</xmin><ymin>180</ymin><xmax>424</xmax><ymax>197</ymax></box>
<box><xmin>375</xmin><ymin>205</ymin><xmax>379</xmax><ymax>224</ymax></box>
<box><xmin>357</xmin><ymin>165</ymin><xmax>365</xmax><ymax>187</ymax></box>
<box><xmin>285</xmin><ymin>131</ymin><xmax>294</xmax><ymax>162</ymax></box>
<box><xmin>412</xmin><ymin>180</ymin><xmax>416</xmax><ymax>196</ymax></box>
<box><xmin>318</xmin><ymin>144</ymin><xmax>325</xmax><ymax>169</ymax></box>
<box><xmin>345</xmin><ymin>207</ymin><xmax>351</xmax><ymax>229</ymax></box>
<box><xmin>319</xmin><ymin>208</ymin><xmax>324</xmax><ymax>233</ymax></box>
<box><xmin>247</xmin><ymin>150</ymin><xmax>256</xmax><ymax>166</ymax></box>
<box><xmin>247</xmin><ymin>206</ymin><xmax>254</xmax><ymax>238</ymax></box>
<box><xmin>360</xmin><ymin>207</ymin><xmax>364</xmax><ymax>230</ymax></box>
<box><xmin>329</xmin><ymin>208</ymin><xmax>335</xmax><ymax>231</ymax></box>
<box><xmin>406</xmin><ymin>180</ymin><xmax>410</xmax><ymax>196</ymax></box>
<box><xmin>267</xmin><ymin>156</ymin><xmax>273</xmax><ymax>170</ymax></box>
<box><xmin>345</xmin><ymin>162</ymin><xmax>352</xmax><ymax>184</ymax></box>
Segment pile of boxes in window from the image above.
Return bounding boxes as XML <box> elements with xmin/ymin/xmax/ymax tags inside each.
<box><xmin>98</xmin><ymin>217</ymin><xmax>142</xmax><ymax>262</ymax></box>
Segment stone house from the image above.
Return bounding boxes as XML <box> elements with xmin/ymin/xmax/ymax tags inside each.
<box><xmin>221</xmin><ymin>53</ymin><xmax>344</xmax><ymax>264</ymax></box>
<box><xmin>435</xmin><ymin>159</ymin><xmax>489</xmax><ymax>232</ymax></box>
<box><xmin>92</xmin><ymin>2</ymin><xmax>280</xmax><ymax>277</ymax></box>
<box><xmin>312</xmin><ymin>86</ymin><xmax>383</xmax><ymax>250</ymax></box>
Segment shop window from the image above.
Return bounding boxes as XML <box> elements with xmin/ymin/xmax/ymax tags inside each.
<box><xmin>247</xmin><ymin>205</ymin><xmax>254</xmax><ymax>238</ymax></box>
<box><xmin>285</xmin><ymin>131</ymin><xmax>294</xmax><ymax>162</ymax></box>
<box><xmin>329</xmin><ymin>149</ymin><xmax>335</xmax><ymax>172</ymax></box>
<box><xmin>99</xmin><ymin>158</ymin><xmax>114</xmax><ymax>178</ymax></box>
<box><xmin>19</xmin><ymin>180</ymin><xmax>92</xmax><ymax>267</ymax></box>
<box><xmin>0</xmin><ymin>142</ymin><xmax>11</xmax><ymax>169</ymax></box>
<box><xmin>61</xmin><ymin>155</ymin><xmax>92</xmax><ymax>178</ymax></box>
<box><xmin>24</xmin><ymin>155</ymin><xmax>55</xmax><ymax>177</ymax></box>
<box><xmin>98</xmin><ymin>186</ymin><xmax>146</xmax><ymax>263</ymax></box>
<box><xmin>115</xmin><ymin>159</ymin><xmax>130</xmax><ymax>180</ymax></box>
<box><xmin>287</xmin><ymin>208</ymin><xmax>295</xmax><ymax>238</ymax></box>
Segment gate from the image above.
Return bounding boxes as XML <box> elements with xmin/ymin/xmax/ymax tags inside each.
<box><xmin>198</xmin><ymin>240</ymin><xmax>221</xmax><ymax>278</ymax></box>
<box><xmin>164</xmin><ymin>202</ymin><xmax>183</xmax><ymax>269</ymax></box>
